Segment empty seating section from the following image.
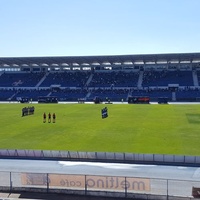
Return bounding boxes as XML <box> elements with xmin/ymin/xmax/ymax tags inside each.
<box><xmin>131</xmin><ymin>89</ymin><xmax>172</xmax><ymax>100</ymax></box>
<box><xmin>0</xmin><ymin>89</ymin><xmax>16</xmax><ymax>101</ymax></box>
<box><xmin>14</xmin><ymin>89</ymin><xmax>51</xmax><ymax>101</ymax></box>
<box><xmin>90</xmin><ymin>89</ymin><xmax>129</xmax><ymax>101</ymax></box>
<box><xmin>0</xmin><ymin>72</ymin><xmax>45</xmax><ymax>87</ymax></box>
<box><xmin>50</xmin><ymin>89</ymin><xmax>88</xmax><ymax>101</ymax></box>
<box><xmin>89</xmin><ymin>71</ymin><xmax>139</xmax><ymax>87</ymax></box>
<box><xmin>142</xmin><ymin>70</ymin><xmax>193</xmax><ymax>87</ymax></box>
<box><xmin>176</xmin><ymin>88</ymin><xmax>200</xmax><ymax>99</ymax></box>
<box><xmin>40</xmin><ymin>72</ymin><xmax>90</xmax><ymax>87</ymax></box>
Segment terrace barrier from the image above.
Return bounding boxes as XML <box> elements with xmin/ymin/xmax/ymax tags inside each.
<box><xmin>0</xmin><ymin>149</ymin><xmax>200</xmax><ymax>167</ymax></box>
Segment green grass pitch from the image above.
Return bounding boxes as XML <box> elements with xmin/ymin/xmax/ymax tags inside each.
<box><xmin>0</xmin><ymin>103</ymin><xmax>200</xmax><ymax>156</ymax></box>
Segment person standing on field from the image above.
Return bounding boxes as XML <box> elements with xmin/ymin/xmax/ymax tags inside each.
<box><xmin>48</xmin><ymin>112</ymin><xmax>51</xmax><ymax>123</ymax></box>
<box><xmin>43</xmin><ymin>112</ymin><xmax>46</xmax><ymax>123</ymax></box>
<box><xmin>53</xmin><ymin>113</ymin><xmax>56</xmax><ymax>123</ymax></box>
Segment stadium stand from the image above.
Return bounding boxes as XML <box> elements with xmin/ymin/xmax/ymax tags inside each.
<box><xmin>50</xmin><ymin>88</ymin><xmax>88</xmax><ymax>101</ymax></box>
<box><xmin>89</xmin><ymin>71</ymin><xmax>139</xmax><ymax>87</ymax></box>
<box><xmin>40</xmin><ymin>71</ymin><xmax>90</xmax><ymax>87</ymax></box>
<box><xmin>89</xmin><ymin>88</ymin><xmax>129</xmax><ymax>102</ymax></box>
<box><xmin>0</xmin><ymin>72</ymin><xmax>45</xmax><ymax>87</ymax></box>
<box><xmin>142</xmin><ymin>70</ymin><xmax>193</xmax><ymax>87</ymax></box>
<box><xmin>14</xmin><ymin>89</ymin><xmax>51</xmax><ymax>101</ymax></box>
<box><xmin>0</xmin><ymin>53</ymin><xmax>200</xmax><ymax>102</ymax></box>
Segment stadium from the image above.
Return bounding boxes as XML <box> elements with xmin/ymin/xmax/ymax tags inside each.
<box><xmin>0</xmin><ymin>52</ymin><xmax>200</xmax><ymax>103</ymax></box>
<box><xmin>1</xmin><ymin>53</ymin><xmax>200</xmax><ymax>199</ymax></box>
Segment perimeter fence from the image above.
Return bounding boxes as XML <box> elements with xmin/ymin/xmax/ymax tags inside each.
<box><xmin>1</xmin><ymin>149</ymin><xmax>200</xmax><ymax>199</ymax></box>
<box><xmin>0</xmin><ymin>171</ymin><xmax>199</xmax><ymax>200</ymax></box>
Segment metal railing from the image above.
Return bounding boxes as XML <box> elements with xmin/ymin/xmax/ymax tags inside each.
<box><xmin>1</xmin><ymin>149</ymin><xmax>200</xmax><ymax>199</ymax></box>
<box><xmin>0</xmin><ymin>171</ymin><xmax>198</xmax><ymax>200</ymax></box>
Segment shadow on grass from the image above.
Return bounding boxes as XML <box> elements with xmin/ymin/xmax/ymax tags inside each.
<box><xmin>186</xmin><ymin>114</ymin><xmax>200</xmax><ymax>124</ymax></box>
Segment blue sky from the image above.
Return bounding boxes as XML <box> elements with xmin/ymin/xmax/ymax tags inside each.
<box><xmin>0</xmin><ymin>0</ymin><xmax>200</xmax><ymax>57</ymax></box>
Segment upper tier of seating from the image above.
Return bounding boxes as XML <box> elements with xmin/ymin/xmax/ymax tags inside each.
<box><xmin>89</xmin><ymin>71</ymin><xmax>139</xmax><ymax>87</ymax></box>
<box><xmin>142</xmin><ymin>70</ymin><xmax>193</xmax><ymax>87</ymax></box>
<box><xmin>40</xmin><ymin>72</ymin><xmax>90</xmax><ymax>87</ymax></box>
<box><xmin>0</xmin><ymin>72</ymin><xmax>45</xmax><ymax>87</ymax></box>
<box><xmin>0</xmin><ymin>70</ymin><xmax>195</xmax><ymax>88</ymax></box>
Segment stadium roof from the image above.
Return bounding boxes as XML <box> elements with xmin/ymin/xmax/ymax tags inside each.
<box><xmin>0</xmin><ymin>52</ymin><xmax>200</xmax><ymax>66</ymax></box>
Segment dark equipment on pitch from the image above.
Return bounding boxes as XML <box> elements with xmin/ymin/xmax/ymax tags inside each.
<box><xmin>38</xmin><ymin>96</ymin><xmax>58</xmax><ymax>103</ymax></box>
<box><xmin>128</xmin><ymin>96</ymin><xmax>150</xmax><ymax>104</ymax></box>
<box><xmin>18</xmin><ymin>97</ymin><xmax>30</xmax><ymax>103</ymax></box>
<box><xmin>158</xmin><ymin>97</ymin><xmax>168</xmax><ymax>104</ymax></box>
<box><xmin>101</xmin><ymin>107</ymin><xmax>108</xmax><ymax>119</ymax></box>
<box><xmin>94</xmin><ymin>96</ymin><xmax>103</xmax><ymax>104</ymax></box>
<box><xmin>105</xmin><ymin>97</ymin><xmax>112</xmax><ymax>104</ymax></box>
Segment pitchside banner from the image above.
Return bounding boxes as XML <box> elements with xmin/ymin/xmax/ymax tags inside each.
<box><xmin>21</xmin><ymin>173</ymin><xmax>150</xmax><ymax>192</ymax></box>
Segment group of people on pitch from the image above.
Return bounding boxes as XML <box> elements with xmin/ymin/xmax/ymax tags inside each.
<box><xmin>22</xmin><ymin>106</ymin><xmax>35</xmax><ymax>117</ymax></box>
<box><xmin>43</xmin><ymin>112</ymin><xmax>56</xmax><ymax>123</ymax></box>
